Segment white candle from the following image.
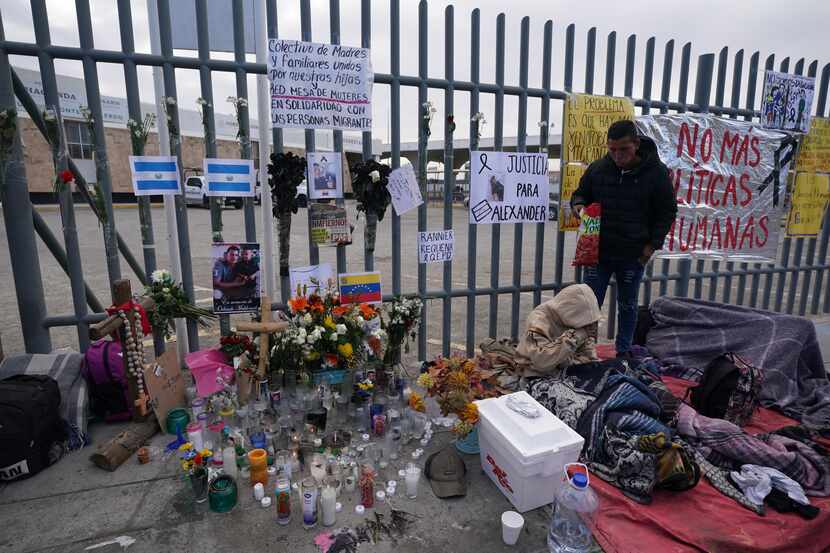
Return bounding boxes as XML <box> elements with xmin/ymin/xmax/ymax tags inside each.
<box><xmin>405</xmin><ymin>466</ymin><xmax>421</xmax><ymax>499</ymax></box>
<box><xmin>223</xmin><ymin>446</ymin><xmax>237</xmax><ymax>480</ymax></box>
<box><xmin>321</xmin><ymin>485</ymin><xmax>337</xmax><ymax>527</ymax></box>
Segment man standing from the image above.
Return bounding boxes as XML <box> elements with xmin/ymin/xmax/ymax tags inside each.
<box><xmin>570</xmin><ymin>120</ymin><xmax>677</xmax><ymax>357</ymax></box>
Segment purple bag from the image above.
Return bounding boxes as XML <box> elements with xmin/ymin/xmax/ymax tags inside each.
<box><xmin>82</xmin><ymin>340</ymin><xmax>132</xmax><ymax>422</ymax></box>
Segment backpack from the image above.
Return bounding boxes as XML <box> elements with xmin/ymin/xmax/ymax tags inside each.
<box><xmin>688</xmin><ymin>352</ymin><xmax>763</xmax><ymax>426</ymax></box>
<box><xmin>82</xmin><ymin>339</ymin><xmax>131</xmax><ymax>422</ymax></box>
<box><xmin>0</xmin><ymin>375</ymin><xmax>67</xmax><ymax>481</ymax></box>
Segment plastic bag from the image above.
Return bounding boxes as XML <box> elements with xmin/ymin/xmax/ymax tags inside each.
<box><xmin>572</xmin><ymin>203</ymin><xmax>601</xmax><ymax>266</ymax></box>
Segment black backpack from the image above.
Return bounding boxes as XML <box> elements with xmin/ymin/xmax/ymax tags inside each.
<box><xmin>688</xmin><ymin>352</ymin><xmax>763</xmax><ymax>426</ymax></box>
<box><xmin>0</xmin><ymin>375</ymin><xmax>67</xmax><ymax>481</ymax></box>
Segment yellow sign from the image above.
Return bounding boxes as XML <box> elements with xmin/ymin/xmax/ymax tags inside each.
<box><xmin>563</xmin><ymin>93</ymin><xmax>636</xmax><ymax>165</ymax></box>
<box><xmin>797</xmin><ymin>117</ymin><xmax>830</xmax><ymax>173</ymax></box>
<box><xmin>559</xmin><ymin>163</ymin><xmax>586</xmax><ymax>231</ymax></box>
<box><xmin>786</xmin><ymin>172</ymin><xmax>830</xmax><ymax>237</ymax></box>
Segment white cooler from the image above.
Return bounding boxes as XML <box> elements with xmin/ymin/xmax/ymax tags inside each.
<box><xmin>476</xmin><ymin>391</ymin><xmax>584</xmax><ymax>513</ymax></box>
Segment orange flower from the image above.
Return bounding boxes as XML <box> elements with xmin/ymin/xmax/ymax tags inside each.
<box><xmin>324</xmin><ymin>353</ymin><xmax>339</xmax><ymax>367</ymax></box>
<box><xmin>289</xmin><ymin>296</ymin><xmax>309</xmax><ymax>313</ymax></box>
<box><xmin>408</xmin><ymin>392</ymin><xmax>426</xmax><ymax>412</ymax></box>
<box><xmin>459</xmin><ymin>403</ymin><xmax>479</xmax><ymax>425</ymax></box>
<box><xmin>359</xmin><ymin>303</ymin><xmax>376</xmax><ymax>319</ymax></box>
<box><xmin>332</xmin><ymin>305</ymin><xmax>351</xmax><ymax>318</ymax></box>
<box><xmin>311</xmin><ymin>303</ymin><xmax>325</xmax><ymax>314</ymax></box>
<box><xmin>367</xmin><ymin>335</ymin><xmax>383</xmax><ymax>355</ymax></box>
<box><xmin>447</xmin><ymin>371</ymin><xmax>469</xmax><ymax>389</ymax></box>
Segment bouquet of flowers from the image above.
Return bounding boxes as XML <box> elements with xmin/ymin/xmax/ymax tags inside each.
<box><xmin>144</xmin><ymin>269</ymin><xmax>216</xmax><ymax>340</ymax></box>
<box><xmin>382</xmin><ymin>296</ymin><xmax>423</xmax><ymax>365</ymax></box>
<box><xmin>417</xmin><ymin>355</ymin><xmax>499</xmax><ymax>436</ymax></box>
<box><xmin>219</xmin><ymin>331</ymin><xmax>256</xmax><ymax>361</ymax></box>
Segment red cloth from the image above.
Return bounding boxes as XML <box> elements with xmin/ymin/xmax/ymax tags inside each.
<box><xmin>106</xmin><ymin>300</ymin><xmax>152</xmax><ymax>336</ymax></box>
<box><xmin>588</xmin><ymin>374</ymin><xmax>830</xmax><ymax>553</ymax></box>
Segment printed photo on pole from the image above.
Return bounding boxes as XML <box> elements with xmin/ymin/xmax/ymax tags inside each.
<box><xmin>559</xmin><ymin>163</ymin><xmax>587</xmax><ymax>231</ymax></box>
<box><xmin>786</xmin><ymin>173</ymin><xmax>830</xmax><ymax>238</ymax></box>
<box><xmin>761</xmin><ymin>70</ymin><xmax>816</xmax><ymax>134</ymax></box>
<box><xmin>636</xmin><ymin>113</ymin><xmax>794</xmax><ymax>262</ymax></box>
<box><xmin>307</xmin><ymin>152</ymin><xmax>343</xmax><ymax>200</ymax></box>
<box><xmin>388</xmin><ymin>164</ymin><xmax>424</xmax><ymax>216</ymax></box>
<box><xmin>338</xmin><ymin>272</ymin><xmax>382</xmax><ymax>305</ymax></box>
<box><xmin>309</xmin><ymin>203</ymin><xmax>351</xmax><ymax>246</ymax></box>
<box><xmin>469</xmin><ymin>151</ymin><xmax>550</xmax><ymax>224</ymax></box>
<box><xmin>212</xmin><ymin>242</ymin><xmax>262</xmax><ymax>314</ymax></box>
<box><xmin>418</xmin><ymin>230</ymin><xmax>454</xmax><ymax>264</ymax></box>
<box><xmin>129</xmin><ymin>155</ymin><xmax>180</xmax><ymax>196</ymax></box>
<box><xmin>203</xmin><ymin>158</ymin><xmax>255</xmax><ymax>197</ymax></box>
<box><xmin>267</xmin><ymin>39</ymin><xmax>373</xmax><ymax>131</ymax></box>
<box><xmin>796</xmin><ymin>117</ymin><xmax>830</xmax><ymax>173</ymax></box>
<box><xmin>290</xmin><ymin>263</ymin><xmax>334</xmax><ymax>298</ymax></box>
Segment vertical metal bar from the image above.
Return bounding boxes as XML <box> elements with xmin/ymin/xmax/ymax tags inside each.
<box><xmin>709</xmin><ymin>47</ymin><xmax>728</xmax><ymax>302</ymax></box>
<box><xmin>0</xmin><ymin>13</ymin><xmax>52</xmax><ymax>352</ymax></box>
<box><xmin>360</xmin><ymin>0</ymin><xmax>374</xmax><ymax>271</ymax></box>
<box><xmin>746</xmin><ymin>52</ymin><xmax>763</xmax><ymax>308</ymax></box>
<box><xmin>442</xmin><ymin>6</ymin><xmax>454</xmax><ymax>355</ymax></box>
<box><xmin>798</xmin><ymin>59</ymin><xmax>820</xmax><ymax>315</ymax></box>
<box><xmin>604</xmin><ymin>31</ymin><xmax>616</xmax><ymax>97</ymax></box>
<box><xmin>330</xmin><ymin>0</ymin><xmax>347</xmax><ymax>278</ymax></box>
<box><xmin>641</xmin><ymin>37</ymin><xmax>654</xmax><ymax>114</ymax></box>
<box><xmin>466</xmin><ymin>8</ymin><xmax>481</xmax><ymax>356</ymax></box>
<box><xmin>509</xmin><ymin>16</ymin><xmax>529</xmax><ymax>342</ymax></box>
<box><xmin>158</xmin><ymin>0</ymin><xmax>199</xmax><ymax>351</ymax></box>
<box><xmin>584</xmin><ymin>27</ymin><xmax>595</xmax><ymax>94</ymax></box>
<box><xmin>30</xmin><ymin>0</ymin><xmax>89</xmax><ymax>350</ymax></box>
<box><xmin>730</xmin><ymin>50</ymin><xmax>746</xmax><ymax>306</ymax></box>
<box><xmin>232</xmin><ymin>0</ymin><xmax>256</xmax><ymax>243</ymax></box>
<box><xmin>813</xmin><ymin>64</ymin><xmax>830</xmax><ymax>313</ymax></box>
<box><xmin>774</xmin><ymin>56</ymin><xmax>793</xmax><ymax>313</ymax></box>
<box><xmin>75</xmin><ymin>0</ymin><xmax>121</xmax><ymax>290</ymax></box>
<box><xmin>555</xmin><ymin>23</ymin><xmax>574</xmax><ymax>292</ymax></box>
<box><xmin>299</xmin><ymin>0</ymin><xmax>319</xmax><ymax>266</ymax></box>
<box><xmin>762</xmin><ymin>54</ymin><xmax>776</xmax><ymax>310</ymax></box>
<box><xmin>624</xmin><ymin>34</ymin><xmax>635</xmax><ymax>97</ymax></box>
<box><xmin>785</xmin><ymin>59</ymin><xmax>806</xmax><ymax>314</ymax></box>
<box><xmin>488</xmin><ymin>13</ymin><xmax>505</xmax><ymax>339</ymax></box>
<box><xmin>417</xmin><ymin>0</ymin><xmax>428</xmax><ymax>359</ymax></box>
<box><xmin>532</xmin><ymin>20</ymin><xmax>553</xmax><ymax>311</ymax></box>
<box><xmin>389</xmin><ymin>0</ymin><xmax>401</xmax><ymax>296</ymax></box>
<box><xmin>650</xmin><ymin>40</ymin><xmax>673</xmax><ymax>305</ymax></box>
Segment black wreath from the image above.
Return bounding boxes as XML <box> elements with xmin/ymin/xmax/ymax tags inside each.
<box><xmin>350</xmin><ymin>159</ymin><xmax>392</xmax><ymax>221</ymax></box>
<box><xmin>268</xmin><ymin>152</ymin><xmax>307</xmax><ymax>216</ymax></box>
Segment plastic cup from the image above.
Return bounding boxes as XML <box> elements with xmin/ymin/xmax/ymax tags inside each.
<box><xmin>501</xmin><ymin>511</ymin><xmax>524</xmax><ymax>546</ymax></box>
<box><xmin>404</xmin><ymin>463</ymin><xmax>421</xmax><ymax>499</ymax></box>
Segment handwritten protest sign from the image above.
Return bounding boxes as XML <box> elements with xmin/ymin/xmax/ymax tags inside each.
<box><xmin>290</xmin><ymin>263</ymin><xmax>334</xmax><ymax>297</ymax></box>
<box><xmin>388</xmin><ymin>164</ymin><xmax>424</xmax><ymax>215</ymax></box>
<box><xmin>418</xmin><ymin>230</ymin><xmax>454</xmax><ymax>263</ymax></box>
<box><xmin>310</xmin><ymin>203</ymin><xmax>351</xmax><ymax>246</ymax></box>
<box><xmin>268</xmin><ymin>39</ymin><xmax>373</xmax><ymax>131</ymax></box>
<box><xmin>637</xmin><ymin>114</ymin><xmax>792</xmax><ymax>261</ymax></box>
<box><xmin>559</xmin><ymin>163</ymin><xmax>586</xmax><ymax>231</ymax></box>
<box><xmin>469</xmin><ymin>151</ymin><xmax>550</xmax><ymax>224</ymax></box>
<box><xmin>797</xmin><ymin>117</ymin><xmax>830</xmax><ymax>173</ymax></box>
<box><xmin>761</xmin><ymin>70</ymin><xmax>815</xmax><ymax>134</ymax></box>
<box><xmin>563</xmin><ymin>94</ymin><xmax>635</xmax><ymax>165</ymax></box>
<box><xmin>786</xmin><ymin>173</ymin><xmax>830</xmax><ymax>237</ymax></box>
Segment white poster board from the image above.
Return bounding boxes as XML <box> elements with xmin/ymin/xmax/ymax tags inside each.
<box><xmin>129</xmin><ymin>156</ymin><xmax>180</xmax><ymax>196</ymax></box>
<box><xmin>267</xmin><ymin>39</ymin><xmax>373</xmax><ymax>131</ymax></box>
<box><xmin>203</xmin><ymin>158</ymin><xmax>255</xmax><ymax>197</ymax></box>
<box><xmin>418</xmin><ymin>230</ymin><xmax>454</xmax><ymax>263</ymax></box>
<box><xmin>388</xmin><ymin>164</ymin><xmax>424</xmax><ymax>215</ymax></box>
<box><xmin>307</xmin><ymin>152</ymin><xmax>343</xmax><ymax>199</ymax></box>
<box><xmin>289</xmin><ymin>263</ymin><xmax>334</xmax><ymax>297</ymax></box>
<box><xmin>761</xmin><ymin>70</ymin><xmax>816</xmax><ymax>133</ymax></box>
<box><xmin>469</xmin><ymin>151</ymin><xmax>550</xmax><ymax>224</ymax></box>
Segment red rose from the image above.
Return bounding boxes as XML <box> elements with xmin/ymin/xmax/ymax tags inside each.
<box><xmin>60</xmin><ymin>169</ymin><xmax>74</xmax><ymax>184</ymax></box>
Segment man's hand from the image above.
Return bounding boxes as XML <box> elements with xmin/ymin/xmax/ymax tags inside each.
<box><xmin>639</xmin><ymin>244</ymin><xmax>655</xmax><ymax>266</ymax></box>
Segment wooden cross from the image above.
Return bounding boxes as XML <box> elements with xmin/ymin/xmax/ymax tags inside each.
<box><xmin>89</xmin><ymin>278</ymin><xmax>155</xmax><ymax>423</ymax></box>
<box><xmin>233</xmin><ymin>295</ymin><xmax>288</xmax><ymax>379</ymax></box>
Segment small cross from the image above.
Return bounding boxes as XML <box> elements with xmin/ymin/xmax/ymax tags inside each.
<box><xmin>234</xmin><ymin>295</ymin><xmax>288</xmax><ymax>378</ymax></box>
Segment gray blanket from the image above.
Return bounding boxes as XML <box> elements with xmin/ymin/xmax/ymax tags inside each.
<box><xmin>0</xmin><ymin>351</ymin><xmax>89</xmax><ymax>450</ymax></box>
<box><xmin>646</xmin><ymin>296</ymin><xmax>830</xmax><ymax>433</ymax></box>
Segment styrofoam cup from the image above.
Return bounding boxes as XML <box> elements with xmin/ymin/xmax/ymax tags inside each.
<box><xmin>501</xmin><ymin>511</ymin><xmax>524</xmax><ymax>546</ymax></box>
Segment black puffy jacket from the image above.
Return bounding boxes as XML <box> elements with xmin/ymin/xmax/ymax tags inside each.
<box><xmin>570</xmin><ymin>136</ymin><xmax>678</xmax><ymax>263</ymax></box>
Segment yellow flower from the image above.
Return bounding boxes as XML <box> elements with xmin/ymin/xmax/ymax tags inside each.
<box><xmin>417</xmin><ymin>373</ymin><xmax>434</xmax><ymax>389</ymax></box>
<box><xmin>181</xmin><ymin>460</ymin><xmax>194</xmax><ymax>472</ymax></box>
<box><xmin>408</xmin><ymin>391</ymin><xmax>426</xmax><ymax>413</ymax></box>
<box><xmin>338</xmin><ymin>342</ymin><xmax>354</xmax><ymax>358</ymax></box>
<box><xmin>459</xmin><ymin>402</ymin><xmax>479</xmax><ymax>425</ymax></box>
<box><xmin>447</xmin><ymin>371</ymin><xmax>469</xmax><ymax>389</ymax></box>
<box><xmin>178</xmin><ymin>442</ymin><xmax>192</xmax><ymax>452</ymax></box>
<box><xmin>323</xmin><ymin>315</ymin><xmax>336</xmax><ymax>330</ymax></box>
<box><xmin>306</xmin><ymin>351</ymin><xmax>320</xmax><ymax>361</ymax></box>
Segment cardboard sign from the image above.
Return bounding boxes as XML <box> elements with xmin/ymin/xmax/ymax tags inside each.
<box><xmin>309</xmin><ymin>204</ymin><xmax>351</xmax><ymax>246</ymax></box>
<box><xmin>786</xmin><ymin>173</ymin><xmax>830</xmax><ymax>237</ymax></box>
<box><xmin>418</xmin><ymin>230</ymin><xmax>454</xmax><ymax>263</ymax></box>
<box><xmin>797</xmin><ymin>117</ymin><xmax>830</xmax><ymax>173</ymax></box>
<box><xmin>563</xmin><ymin>93</ymin><xmax>635</xmax><ymax>165</ymax></box>
<box><xmin>307</xmin><ymin>152</ymin><xmax>343</xmax><ymax>200</ymax></box>
<box><xmin>204</xmin><ymin>158</ymin><xmax>255</xmax><ymax>197</ymax></box>
<box><xmin>339</xmin><ymin>271</ymin><xmax>382</xmax><ymax>304</ymax></box>
<box><xmin>267</xmin><ymin>39</ymin><xmax>373</xmax><ymax>131</ymax></box>
<box><xmin>142</xmin><ymin>347</ymin><xmax>185</xmax><ymax>428</ymax></box>
<box><xmin>290</xmin><ymin>263</ymin><xmax>334</xmax><ymax>297</ymax></box>
<box><xmin>559</xmin><ymin>163</ymin><xmax>587</xmax><ymax>231</ymax></box>
<box><xmin>129</xmin><ymin>156</ymin><xmax>180</xmax><ymax>196</ymax></box>
<box><xmin>469</xmin><ymin>151</ymin><xmax>550</xmax><ymax>224</ymax></box>
<box><xmin>761</xmin><ymin>70</ymin><xmax>816</xmax><ymax>134</ymax></box>
<box><xmin>388</xmin><ymin>164</ymin><xmax>424</xmax><ymax>215</ymax></box>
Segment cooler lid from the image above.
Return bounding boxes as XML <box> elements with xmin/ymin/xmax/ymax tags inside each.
<box><xmin>475</xmin><ymin>391</ymin><xmax>584</xmax><ymax>464</ymax></box>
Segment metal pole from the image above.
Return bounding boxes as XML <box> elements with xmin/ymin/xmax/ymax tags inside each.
<box><xmin>300</xmin><ymin>0</ymin><xmax>319</xmax><ymax>267</ymax></box>
<box><xmin>255</xmin><ymin>0</ymin><xmax>275</xmax><ymax>299</ymax></box>
<box><xmin>329</xmin><ymin>0</ymin><xmax>347</xmax><ymax>279</ymax></box>
<box><xmin>232</xmin><ymin>0</ymin><xmax>257</xmax><ymax>243</ymax></box>
<box><xmin>488</xmin><ymin>13</ymin><xmax>505</xmax><ymax>339</ymax></box>
<box><xmin>441</xmin><ymin>5</ymin><xmax>455</xmax><ymax>356</ymax></box>
<box><xmin>510</xmin><ymin>17</ymin><xmax>529</xmax><ymax>342</ymax></box>
<box><xmin>390</xmin><ymin>0</ymin><xmax>401</xmax><ymax>296</ymax></box>
<box><xmin>466</xmin><ymin>8</ymin><xmax>481</xmax><ymax>356</ymax></box>
<box><xmin>416</xmin><ymin>0</ymin><xmax>428</xmax><ymax>360</ymax></box>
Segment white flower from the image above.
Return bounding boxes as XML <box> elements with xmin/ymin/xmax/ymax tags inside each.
<box><xmin>162</xmin><ymin>287</ymin><xmax>170</xmax><ymax>293</ymax></box>
<box><xmin>538</xmin><ymin>120</ymin><xmax>547</xmax><ymax>127</ymax></box>
<box><xmin>196</xmin><ymin>97</ymin><xmax>208</xmax><ymax>106</ymax></box>
<box><xmin>303</xmin><ymin>313</ymin><xmax>313</xmax><ymax>326</ymax></box>
<box><xmin>336</xmin><ymin>324</ymin><xmax>347</xmax><ymax>335</ymax></box>
<box><xmin>227</xmin><ymin>96</ymin><xmax>237</xmax><ymax>104</ymax></box>
<box><xmin>369</xmin><ymin>170</ymin><xmax>380</xmax><ymax>183</ymax></box>
<box><xmin>298</xmin><ymin>327</ymin><xmax>307</xmax><ymax>338</ymax></box>
<box><xmin>357</xmin><ymin>316</ymin><xmax>365</xmax><ymax>325</ymax></box>
<box><xmin>151</xmin><ymin>269</ymin><xmax>170</xmax><ymax>283</ymax></box>
<box><xmin>328</xmin><ymin>332</ymin><xmax>338</xmax><ymax>342</ymax></box>
<box><xmin>165</xmin><ymin>96</ymin><xmax>176</xmax><ymax>105</ymax></box>
<box><xmin>238</xmin><ymin>98</ymin><xmax>248</xmax><ymax>108</ymax></box>
<box><xmin>471</xmin><ymin>112</ymin><xmax>486</xmax><ymax>123</ymax></box>
<box><xmin>294</xmin><ymin>335</ymin><xmax>306</xmax><ymax>345</ymax></box>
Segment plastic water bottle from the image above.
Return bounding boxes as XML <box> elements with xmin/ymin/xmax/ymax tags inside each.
<box><xmin>547</xmin><ymin>472</ymin><xmax>598</xmax><ymax>553</ymax></box>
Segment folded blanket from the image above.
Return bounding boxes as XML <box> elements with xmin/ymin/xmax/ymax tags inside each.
<box><xmin>646</xmin><ymin>297</ymin><xmax>830</xmax><ymax>433</ymax></box>
<box><xmin>0</xmin><ymin>351</ymin><xmax>89</xmax><ymax>450</ymax></box>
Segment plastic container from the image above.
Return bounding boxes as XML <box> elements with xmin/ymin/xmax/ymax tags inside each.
<box><xmin>248</xmin><ymin>448</ymin><xmax>268</xmax><ymax>487</ymax></box>
<box><xmin>186</xmin><ymin>422</ymin><xmax>204</xmax><ymax>451</ymax></box>
<box><xmin>547</xmin><ymin>470</ymin><xmax>598</xmax><ymax>553</ymax></box>
<box><xmin>476</xmin><ymin>391</ymin><xmax>584</xmax><ymax>513</ymax></box>
<box><xmin>276</xmin><ymin>475</ymin><xmax>291</xmax><ymax>526</ymax></box>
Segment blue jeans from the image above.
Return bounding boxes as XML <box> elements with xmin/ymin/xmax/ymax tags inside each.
<box><xmin>583</xmin><ymin>260</ymin><xmax>645</xmax><ymax>354</ymax></box>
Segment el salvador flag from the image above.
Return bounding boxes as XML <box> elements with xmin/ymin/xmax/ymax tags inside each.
<box><xmin>129</xmin><ymin>155</ymin><xmax>180</xmax><ymax>196</ymax></box>
<box><xmin>204</xmin><ymin>158</ymin><xmax>255</xmax><ymax>197</ymax></box>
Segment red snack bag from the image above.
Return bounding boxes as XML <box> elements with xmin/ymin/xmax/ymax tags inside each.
<box><xmin>572</xmin><ymin>203</ymin><xmax>601</xmax><ymax>266</ymax></box>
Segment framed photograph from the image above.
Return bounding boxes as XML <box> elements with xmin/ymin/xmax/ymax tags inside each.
<box><xmin>212</xmin><ymin>242</ymin><xmax>261</xmax><ymax>314</ymax></box>
<box><xmin>307</xmin><ymin>151</ymin><xmax>343</xmax><ymax>200</ymax></box>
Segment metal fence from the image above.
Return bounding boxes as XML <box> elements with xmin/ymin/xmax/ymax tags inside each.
<box><xmin>1</xmin><ymin>0</ymin><xmax>829</xmax><ymax>362</ymax></box>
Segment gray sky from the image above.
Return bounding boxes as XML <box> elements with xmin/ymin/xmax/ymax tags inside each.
<box><xmin>2</xmin><ymin>0</ymin><xmax>828</xmax><ymax>146</ymax></box>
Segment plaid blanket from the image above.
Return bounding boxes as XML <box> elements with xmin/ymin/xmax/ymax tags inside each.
<box><xmin>0</xmin><ymin>351</ymin><xmax>89</xmax><ymax>450</ymax></box>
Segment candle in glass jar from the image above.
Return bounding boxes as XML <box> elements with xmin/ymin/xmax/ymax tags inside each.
<box><xmin>321</xmin><ymin>483</ymin><xmax>337</xmax><ymax>526</ymax></box>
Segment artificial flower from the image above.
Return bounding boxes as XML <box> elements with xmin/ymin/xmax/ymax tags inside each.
<box><xmin>408</xmin><ymin>391</ymin><xmax>426</xmax><ymax>413</ymax></box>
<box><xmin>459</xmin><ymin>402</ymin><xmax>479</xmax><ymax>425</ymax></box>
<box><xmin>289</xmin><ymin>296</ymin><xmax>308</xmax><ymax>313</ymax></box>
<box><xmin>359</xmin><ymin>304</ymin><xmax>376</xmax><ymax>319</ymax></box>
<box><xmin>417</xmin><ymin>373</ymin><xmax>434</xmax><ymax>389</ymax></box>
<box><xmin>336</xmin><ymin>324</ymin><xmax>347</xmax><ymax>335</ymax></box>
<box><xmin>337</xmin><ymin>342</ymin><xmax>354</xmax><ymax>358</ymax></box>
<box><xmin>323</xmin><ymin>316</ymin><xmax>336</xmax><ymax>330</ymax></box>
